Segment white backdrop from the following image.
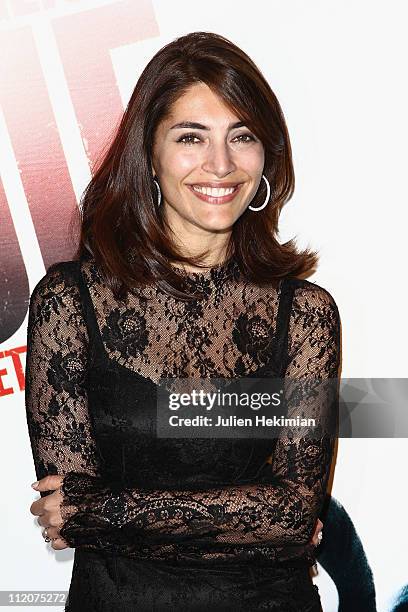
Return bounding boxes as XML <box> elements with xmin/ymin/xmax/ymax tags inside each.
<box><xmin>1</xmin><ymin>1</ymin><xmax>407</xmax><ymax>610</ymax></box>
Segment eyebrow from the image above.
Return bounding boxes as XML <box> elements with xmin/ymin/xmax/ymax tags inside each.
<box><xmin>170</xmin><ymin>121</ymin><xmax>246</xmax><ymax>130</ymax></box>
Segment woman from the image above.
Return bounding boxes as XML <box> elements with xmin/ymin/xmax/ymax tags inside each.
<box><xmin>25</xmin><ymin>31</ymin><xmax>341</xmax><ymax>611</ymax></box>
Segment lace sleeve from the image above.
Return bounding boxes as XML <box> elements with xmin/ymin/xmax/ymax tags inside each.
<box><xmin>49</xmin><ymin>280</ymin><xmax>341</xmax><ymax>552</ymax></box>
<box><xmin>268</xmin><ymin>283</ymin><xmax>341</xmax><ymax>540</ymax></box>
<box><xmin>25</xmin><ymin>262</ymin><xmax>101</xmax><ymax>495</ymax></box>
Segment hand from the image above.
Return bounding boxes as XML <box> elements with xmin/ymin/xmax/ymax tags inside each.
<box><xmin>310</xmin><ymin>518</ymin><xmax>323</xmax><ymax>547</ymax></box>
<box><xmin>30</xmin><ymin>475</ymin><xmax>70</xmax><ymax>550</ymax></box>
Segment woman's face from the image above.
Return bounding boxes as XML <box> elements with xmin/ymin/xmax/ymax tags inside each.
<box><xmin>151</xmin><ymin>82</ymin><xmax>265</xmax><ymax>240</ymax></box>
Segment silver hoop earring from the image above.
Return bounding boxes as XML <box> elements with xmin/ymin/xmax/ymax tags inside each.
<box><xmin>248</xmin><ymin>174</ymin><xmax>271</xmax><ymax>211</ymax></box>
<box><xmin>153</xmin><ymin>178</ymin><xmax>161</xmax><ymax>207</ymax></box>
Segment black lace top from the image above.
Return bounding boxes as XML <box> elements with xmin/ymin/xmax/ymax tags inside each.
<box><xmin>24</xmin><ymin>255</ymin><xmax>341</xmax><ymax>568</ymax></box>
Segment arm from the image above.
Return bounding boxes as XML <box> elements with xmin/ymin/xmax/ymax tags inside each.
<box><xmin>25</xmin><ymin>267</ymin><xmax>340</xmax><ymax>551</ymax></box>
<box><xmin>25</xmin><ymin>262</ymin><xmax>101</xmax><ymax>490</ymax></box>
<box><xmin>267</xmin><ymin>284</ymin><xmax>341</xmax><ymax>542</ymax></box>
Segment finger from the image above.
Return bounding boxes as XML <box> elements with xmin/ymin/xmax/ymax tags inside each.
<box><xmin>311</xmin><ymin>520</ymin><xmax>323</xmax><ymax>546</ymax></box>
<box><xmin>310</xmin><ymin>520</ymin><xmax>321</xmax><ymax>545</ymax></box>
<box><xmin>312</xmin><ymin>518</ymin><xmax>323</xmax><ymax>537</ymax></box>
<box><xmin>51</xmin><ymin>538</ymin><xmax>69</xmax><ymax>550</ymax></box>
<box><xmin>32</xmin><ymin>475</ymin><xmax>63</xmax><ymax>492</ymax></box>
<box><xmin>37</xmin><ymin>515</ymin><xmax>49</xmax><ymax>528</ymax></box>
<box><xmin>31</xmin><ymin>491</ymin><xmax>55</xmax><ymax>517</ymax></box>
<box><xmin>30</xmin><ymin>498</ymin><xmax>45</xmax><ymax>517</ymax></box>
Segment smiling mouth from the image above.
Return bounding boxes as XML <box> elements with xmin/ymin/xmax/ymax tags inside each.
<box><xmin>187</xmin><ymin>183</ymin><xmax>243</xmax><ymax>204</ymax></box>
<box><xmin>192</xmin><ymin>185</ymin><xmax>238</xmax><ymax>196</ymax></box>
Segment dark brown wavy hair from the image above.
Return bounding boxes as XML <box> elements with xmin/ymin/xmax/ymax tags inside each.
<box><xmin>70</xmin><ymin>31</ymin><xmax>319</xmax><ymax>300</ymax></box>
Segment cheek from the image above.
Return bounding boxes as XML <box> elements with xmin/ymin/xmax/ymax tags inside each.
<box><xmin>161</xmin><ymin>149</ymin><xmax>200</xmax><ymax>180</ymax></box>
<box><xmin>239</xmin><ymin>148</ymin><xmax>265</xmax><ymax>174</ymax></box>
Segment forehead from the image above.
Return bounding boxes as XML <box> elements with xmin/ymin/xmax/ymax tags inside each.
<box><xmin>165</xmin><ymin>82</ymin><xmax>239</xmax><ymax>125</ymax></box>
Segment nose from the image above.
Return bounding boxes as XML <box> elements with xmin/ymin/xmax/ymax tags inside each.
<box><xmin>201</xmin><ymin>140</ymin><xmax>237</xmax><ymax>177</ymax></box>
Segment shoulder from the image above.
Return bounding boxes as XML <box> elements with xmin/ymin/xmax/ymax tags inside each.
<box><xmin>28</xmin><ymin>259</ymin><xmax>82</xmax><ymax>312</ymax></box>
<box><xmin>285</xmin><ymin>277</ymin><xmax>339</xmax><ymax>311</ymax></box>
<box><xmin>27</xmin><ymin>260</ymin><xmax>90</xmax><ymax>349</ymax></box>
<box><xmin>284</xmin><ymin>277</ymin><xmax>341</xmax><ymax>332</ymax></box>
<box><xmin>283</xmin><ymin>279</ymin><xmax>341</xmax><ymax>374</ymax></box>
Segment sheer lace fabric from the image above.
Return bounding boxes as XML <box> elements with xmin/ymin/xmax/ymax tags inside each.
<box><xmin>25</xmin><ymin>255</ymin><xmax>341</xmax><ymax>567</ymax></box>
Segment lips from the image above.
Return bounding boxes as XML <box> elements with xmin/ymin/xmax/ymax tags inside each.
<box><xmin>189</xmin><ymin>181</ymin><xmax>241</xmax><ymax>188</ymax></box>
<box><xmin>187</xmin><ymin>183</ymin><xmax>243</xmax><ymax>204</ymax></box>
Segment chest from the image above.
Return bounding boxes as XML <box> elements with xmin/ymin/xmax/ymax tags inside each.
<box><xmin>86</xmin><ymin>356</ymin><xmax>279</xmax><ymax>491</ymax></box>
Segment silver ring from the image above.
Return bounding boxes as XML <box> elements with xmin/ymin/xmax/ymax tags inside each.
<box><xmin>43</xmin><ymin>527</ymin><xmax>51</xmax><ymax>543</ymax></box>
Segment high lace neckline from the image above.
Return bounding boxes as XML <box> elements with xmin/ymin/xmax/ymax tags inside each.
<box><xmin>170</xmin><ymin>253</ymin><xmax>238</xmax><ymax>282</ymax></box>
<box><xmin>124</xmin><ymin>247</ymin><xmax>238</xmax><ymax>283</ymax></box>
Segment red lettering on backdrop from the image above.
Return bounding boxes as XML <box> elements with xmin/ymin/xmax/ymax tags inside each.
<box><xmin>4</xmin><ymin>346</ymin><xmax>27</xmax><ymax>391</ymax></box>
<box><xmin>0</xmin><ymin>0</ymin><xmax>158</xmax><ymax>346</ymax></box>
<box><xmin>53</xmin><ymin>0</ymin><xmax>158</xmax><ymax>163</ymax></box>
<box><xmin>0</xmin><ymin>346</ymin><xmax>26</xmax><ymax>395</ymax></box>
<box><xmin>0</xmin><ymin>180</ymin><xmax>29</xmax><ymax>343</ymax></box>
<box><xmin>0</xmin><ymin>368</ymin><xmax>13</xmax><ymax>397</ymax></box>
<box><xmin>1</xmin><ymin>25</ymin><xmax>73</xmax><ymax>343</ymax></box>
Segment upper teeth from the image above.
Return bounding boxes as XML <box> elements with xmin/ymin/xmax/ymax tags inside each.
<box><xmin>192</xmin><ymin>185</ymin><xmax>236</xmax><ymax>197</ymax></box>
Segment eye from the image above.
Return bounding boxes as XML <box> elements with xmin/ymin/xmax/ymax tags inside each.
<box><xmin>177</xmin><ymin>133</ymin><xmax>201</xmax><ymax>145</ymax></box>
<box><xmin>176</xmin><ymin>132</ymin><xmax>257</xmax><ymax>145</ymax></box>
<box><xmin>233</xmin><ymin>133</ymin><xmax>256</xmax><ymax>143</ymax></box>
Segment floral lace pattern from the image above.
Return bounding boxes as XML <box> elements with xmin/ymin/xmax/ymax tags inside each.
<box><xmin>25</xmin><ymin>255</ymin><xmax>341</xmax><ymax>568</ymax></box>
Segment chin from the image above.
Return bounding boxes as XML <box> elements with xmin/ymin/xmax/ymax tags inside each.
<box><xmin>195</xmin><ymin>208</ymin><xmax>239</xmax><ymax>223</ymax></box>
<box><xmin>194</xmin><ymin>216</ymin><xmax>236</xmax><ymax>232</ymax></box>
